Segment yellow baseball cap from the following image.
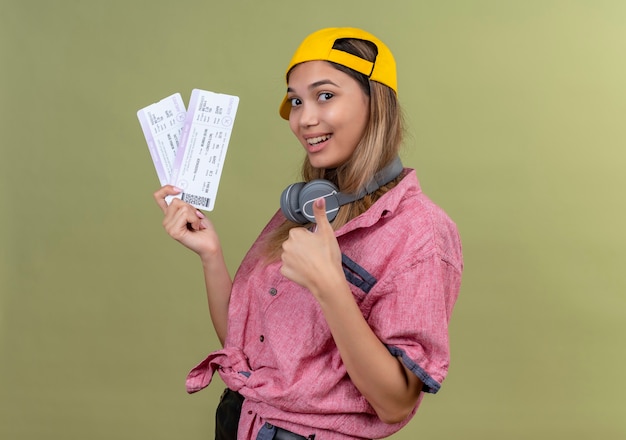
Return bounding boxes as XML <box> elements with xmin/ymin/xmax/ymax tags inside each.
<box><xmin>279</xmin><ymin>27</ymin><xmax>397</xmax><ymax>120</ymax></box>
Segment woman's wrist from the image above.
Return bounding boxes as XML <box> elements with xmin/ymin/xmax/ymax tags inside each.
<box><xmin>198</xmin><ymin>241</ymin><xmax>224</xmax><ymax>267</ymax></box>
<box><xmin>310</xmin><ymin>269</ymin><xmax>351</xmax><ymax>305</ymax></box>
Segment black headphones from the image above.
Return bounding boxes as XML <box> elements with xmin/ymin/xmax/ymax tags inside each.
<box><xmin>280</xmin><ymin>157</ymin><xmax>404</xmax><ymax>224</ymax></box>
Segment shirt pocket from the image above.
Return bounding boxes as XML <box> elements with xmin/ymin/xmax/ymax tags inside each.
<box><xmin>342</xmin><ymin>253</ymin><xmax>377</xmax><ymax>303</ymax></box>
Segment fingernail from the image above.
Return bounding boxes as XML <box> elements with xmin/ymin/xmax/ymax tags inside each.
<box><xmin>315</xmin><ymin>198</ymin><xmax>324</xmax><ymax>208</ymax></box>
<box><xmin>196</xmin><ymin>210</ymin><xmax>206</xmax><ymax>219</ymax></box>
<box><xmin>173</xmin><ymin>186</ymin><xmax>183</xmax><ymax>193</ymax></box>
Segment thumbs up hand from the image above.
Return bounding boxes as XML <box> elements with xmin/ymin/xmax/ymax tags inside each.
<box><xmin>280</xmin><ymin>197</ymin><xmax>345</xmax><ymax>298</ymax></box>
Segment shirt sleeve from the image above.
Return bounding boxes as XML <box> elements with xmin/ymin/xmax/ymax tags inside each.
<box><xmin>366</xmin><ymin>252</ymin><xmax>462</xmax><ymax>393</ymax></box>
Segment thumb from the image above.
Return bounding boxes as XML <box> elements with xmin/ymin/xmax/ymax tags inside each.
<box><xmin>312</xmin><ymin>197</ymin><xmax>332</xmax><ymax>231</ymax></box>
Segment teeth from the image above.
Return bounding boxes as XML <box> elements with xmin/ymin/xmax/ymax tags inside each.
<box><xmin>307</xmin><ymin>135</ymin><xmax>331</xmax><ymax>145</ymax></box>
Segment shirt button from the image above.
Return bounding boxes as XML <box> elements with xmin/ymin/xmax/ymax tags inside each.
<box><xmin>269</xmin><ymin>287</ymin><xmax>277</xmax><ymax>296</ymax></box>
<box><xmin>259</xmin><ymin>335</ymin><xmax>265</xmax><ymax>342</ymax></box>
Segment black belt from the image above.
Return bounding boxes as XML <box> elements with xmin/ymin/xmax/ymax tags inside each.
<box><xmin>266</xmin><ymin>423</ymin><xmax>315</xmax><ymax>440</ymax></box>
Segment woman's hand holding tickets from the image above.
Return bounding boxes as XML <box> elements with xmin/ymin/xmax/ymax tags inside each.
<box><xmin>153</xmin><ymin>185</ymin><xmax>221</xmax><ymax>261</ymax></box>
<box><xmin>280</xmin><ymin>198</ymin><xmax>345</xmax><ymax>301</ymax></box>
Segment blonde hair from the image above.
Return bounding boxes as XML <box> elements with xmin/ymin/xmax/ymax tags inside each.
<box><xmin>262</xmin><ymin>38</ymin><xmax>405</xmax><ymax>260</ymax></box>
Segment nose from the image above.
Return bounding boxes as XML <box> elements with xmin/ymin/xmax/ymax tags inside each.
<box><xmin>299</xmin><ymin>102</ymin><xmax>319</xmax><ymax>127</ymax></box>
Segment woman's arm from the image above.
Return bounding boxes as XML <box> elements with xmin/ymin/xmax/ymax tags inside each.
<box><xmin>154</xmin><ymin>185</ymin><xmax>232</xmax><ymax>346</ymax></box>
<box><xmin>280</xmin><ymin>198</ymin><xmax>422</xmax><ymax>424</ymax></box>
<box><xmin>198</xmin><ymin>245</ymin><xmax>231</xmax><ymax>346</ymax></box>
<box><xmin>313</xmin><ymin>280</ymin><xmax>422</xmax><ymax>423</ymax></box>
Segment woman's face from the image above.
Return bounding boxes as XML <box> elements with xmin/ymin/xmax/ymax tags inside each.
<box><xmin>287</xmin><ymin>60</ymin><xmax>370</xmax><ymax>169</ymax></box>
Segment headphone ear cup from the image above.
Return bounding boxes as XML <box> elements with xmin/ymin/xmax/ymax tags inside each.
<box><xmin>299</xmin><ymin>180</ymin><xmax>341</xmax><ymax>223</ymax></box>
<box><xmin>280</xmin><ymin>182</ymin><xmax>308</xmax><ymax>224</ymax></box>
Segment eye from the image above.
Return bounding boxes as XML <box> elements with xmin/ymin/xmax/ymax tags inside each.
<box><xmin>289</xmin><ymin>97</ymin><xmax>302</xmax><ymax>107</ymax></box>
<box><xmin>318</xmin><ymin>92</ymin><xmax>334</xmax><ymax>102</ymax></box>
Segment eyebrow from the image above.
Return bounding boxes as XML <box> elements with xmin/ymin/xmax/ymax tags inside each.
<box><xmin>287</xmin><ymin>79</ymin><xmax>340</xmax><ymax>94</ymax></box>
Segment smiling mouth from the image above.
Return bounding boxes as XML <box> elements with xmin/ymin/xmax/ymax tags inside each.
<box><xmin>306</xmin><ymin>134</ymin><xmax>332</xmax><ymax>145</ymax></box>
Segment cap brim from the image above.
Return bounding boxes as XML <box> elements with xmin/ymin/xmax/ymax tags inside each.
<box><xmin>279</xmin><ymin>95</ymin><xmax>290</xmax><ymax>120</ymax></box>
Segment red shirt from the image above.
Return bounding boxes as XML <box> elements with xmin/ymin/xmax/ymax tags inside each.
<box><xmin>186</xmin><ymin>169</ymin><xmax>463</xmax><ymax>439</ymax></box>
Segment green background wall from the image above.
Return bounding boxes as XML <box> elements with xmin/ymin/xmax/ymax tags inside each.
<box><xmin>1</xmin><ymin>0</ymin><xmax>624</xmax><ymax>438</ymax></box>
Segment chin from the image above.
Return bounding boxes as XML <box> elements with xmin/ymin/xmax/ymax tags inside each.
<box><xmin>307</xmin><ymin>154</ymin><xmax>344</xmax><ymax>170</ymax></box>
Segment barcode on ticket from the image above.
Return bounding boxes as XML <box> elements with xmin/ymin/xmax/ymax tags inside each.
<box><xmin>181</xmin><ymin>193</ymin><xmax>211</xmax><ymax>208</ymax></box>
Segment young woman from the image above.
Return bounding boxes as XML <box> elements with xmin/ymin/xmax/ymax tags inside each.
<box><xmin>154</xmin><ymin>27</ymin><xmax>463</xmax><ymax>440</ymax></box>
